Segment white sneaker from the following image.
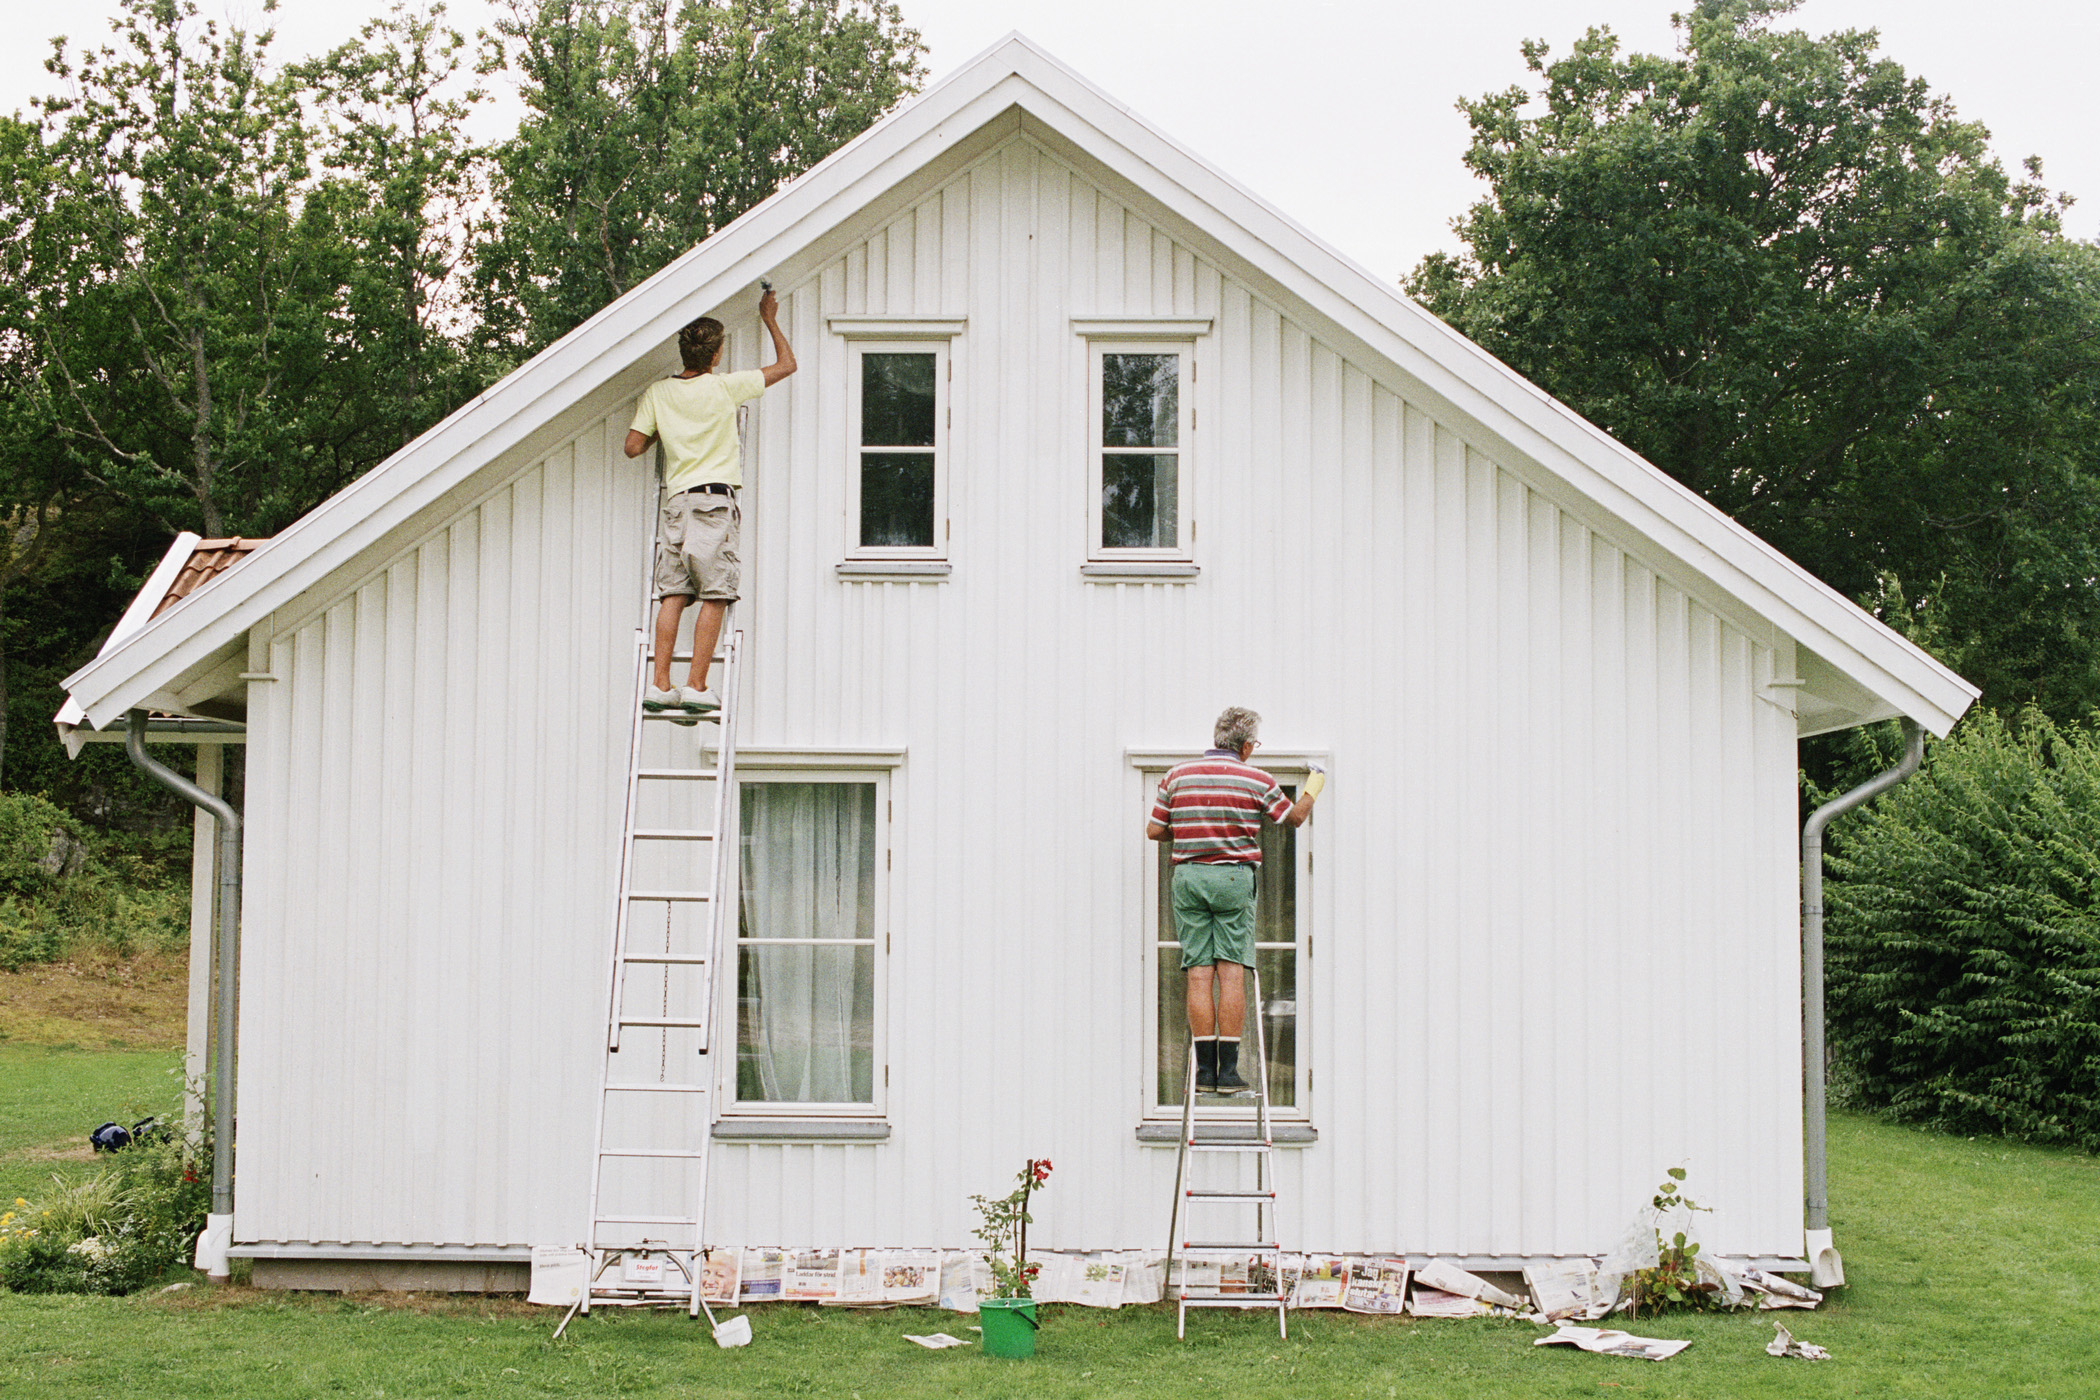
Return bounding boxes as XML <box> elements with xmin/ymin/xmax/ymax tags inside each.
<box><xmin>643</xmin><ymin>685</ymin><xmax>681</xmax><ymax>711</ymax></box>
<box><xmin>677</xmin><ymin>687</ymin><xmax>721</xmax><ymax>716</ymax></box>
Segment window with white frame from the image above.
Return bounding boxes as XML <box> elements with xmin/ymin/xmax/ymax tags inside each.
<box><xmin>848</xmin><ymin>342</ymin><xmax>946</xmax><ymax>557</ymax></box>
<box><xmin>1092</xmin><ymin>342</ymin><xmax>1193</xmax><ymax>558</ymax></box>
<box><xmin>1146</xmin><ymin>774</ymin><xmax>1307</xmax><ymax>1116</ymax></box>
<box><xmin>732</xmin><ymin>776</ymin><xmax>885</xmax><ymax>1112</ymax></box>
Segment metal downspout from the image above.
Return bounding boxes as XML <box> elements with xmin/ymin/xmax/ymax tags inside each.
<box><xmin>125</xmin><ymin>710</ymin><xmax>241</xmax><ymax>1282</ymax></box>
<box><xmin>1800</xmin><ymin>716</ymin><xmax>1923</xmax><ymax>1287</ymax></box>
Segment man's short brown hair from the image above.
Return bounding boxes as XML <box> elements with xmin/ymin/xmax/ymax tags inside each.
<box><xmin>677</xmin><ymin>316</ymin><xmax>725</xmax><ymax>373</ymax></box>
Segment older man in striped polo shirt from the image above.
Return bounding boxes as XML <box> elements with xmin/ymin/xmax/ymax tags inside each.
<box><xmin>1147</xmin><ymin>707</ymin><xmax>1324</xmax><ymax>1092</ymax></box>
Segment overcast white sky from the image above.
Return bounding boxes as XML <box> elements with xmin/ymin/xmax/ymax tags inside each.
<box><xmin>4</xmin><ymin>1</ymin><xmax>2096</xmax><ymax>280</ymax></box>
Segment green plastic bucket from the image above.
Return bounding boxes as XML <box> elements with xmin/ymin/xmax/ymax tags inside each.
<box><xmin>978</xmin><ymin>1298</ymin><xmax>1039</xmax><ymax>1358</ymax></box>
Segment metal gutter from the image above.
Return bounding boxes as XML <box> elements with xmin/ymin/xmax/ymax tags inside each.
<box><xmin>1801</xmin><ymin>717</ymin><xmax>1923</xmax><ymax>1287</ymax></box>
<box><xmin>124</xmin><ymin>709</ymin><xmax>242</xmax><ymax>1282</ymax></box>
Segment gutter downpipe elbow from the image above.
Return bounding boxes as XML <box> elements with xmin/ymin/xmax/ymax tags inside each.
<box><xmin>1800</xmin><ymin>716</ymin><xmax>1923</xmax><ymax>1288</ymax></box>
<box><xmin>125</xmin><ymin>710</ymin><xmax>240</xmax><ymax>1282</ymax></box>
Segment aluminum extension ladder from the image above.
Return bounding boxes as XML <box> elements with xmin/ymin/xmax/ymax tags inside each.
<box><xmin>565</xmin><ymin>570</ymin><xmax>744</xmax><ymax>1334</ymax></box>
<box><xmin>1165</xmin><ymin>964</ymin><xmax>1289</xmax><ymax>1339</ymax></box>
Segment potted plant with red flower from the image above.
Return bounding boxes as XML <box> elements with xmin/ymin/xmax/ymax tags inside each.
<box><xmin>970</xmin><ymin>1158</ymin><xmax>1051</xmax><ymax>1357</ymax></box>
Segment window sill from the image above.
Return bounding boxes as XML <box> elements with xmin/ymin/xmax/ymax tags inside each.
<box><xmin>1136</xmin><ymin>1122</ymin><xmax>1318</xmax><ymax>1146</ymax></box>
<box><xmin>1081</xmin><ymin>562</ymin><xmax>1200</xmax><ymax>582</ymax></box>
<box><xmin>836</xmin><ymin>562</ymin><xmax>951</xmax><ymax>581</ymax></box>
<box><xmin>712</xmin><ymin>1119</ymin><xmax>891</xmax><ymax>1143</ymax></box>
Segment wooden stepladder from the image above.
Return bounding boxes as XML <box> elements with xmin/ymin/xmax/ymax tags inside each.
<box><xmin>1165</xmin><ymin>965</ymin><xmax>1289</xmax><ymax>1339</ymax></box>
<box><xmin>566</xmin><ymin>563</ymin><xmax>744</xmax><ymax>1333</ymax></box>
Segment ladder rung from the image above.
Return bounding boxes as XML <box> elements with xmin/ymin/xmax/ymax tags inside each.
<box><xmin>603</xmin><ymin>1082</ymin><xmax>710</xmax><ymax>1093</ymax></box>
<box><xmin>631</xmin><ymin>828</ymin><xmax>715</xmax><ymax>841</ymax></box>
<box><xmin>641</xmin><ymin>710</ymin><xmax>722</xmax><ymax>722</ymax></box>
<box><xmin>593</xmin><ymin>1214</ymin><xmax>701</xmax><ymax>1226</ymax></box>
<box><xmin>621</xmin><ymin>953</ymin><xmax>709</xmax><ymax>965</ymax></box>
<box><xmin>599</xmin><ymin>1147</ymin><xmax>711</xmax><ymax>1159</ymax></box>
<box><xmin>650</xmin><ymin>651</ymin><xmax>729</xmax><ymax>664</ymax></box>
<box><xmin>625</xmin><ymin>890</ymin><xmax>711</xmax><ymax>902</ymax></box>
<box><xmin>636</xmin><ymin>768</ymin><xmax>718</xmax><ymax>780</ymax></box>
<box><xmin>617</xmin><ymin>1016</ymin><xmax>710</xmax><ymax>1028</ymax></box>
<box><xmin>1185</xmin><ymin>1189</ymin><xmax>1276</xmax><ymax>1201</ymax></box>
<box><xmin>1189</xmin><ymin>1141</ymin><xmax>1272</xmax><ymax>1152</ymax></box>
<box><xmin>1180</xmin><ymin>1293</ymin><xmax>1289</xmax><ymax>1306</ymax></box>
<box><xmin>1181</xmin><ymin>1241</ymin><xmax>1280</xmax><ymax>1252</ymax></box>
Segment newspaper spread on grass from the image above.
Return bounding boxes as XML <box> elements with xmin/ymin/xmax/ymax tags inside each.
<box><xmin>882</xmin><ymin>1250</ymin><xmax>942</xmax><ymax>1304</ymax></box>
<box><xmin>936</xmin><ymin>1252</ymin><xmax>987</xmax><ymax>1312</ymax></box>
<box><xmin>1524</xmin><ymin>1259</ymin><xmax>1609</xmax><ymax>1321</ymax></box>
<box><xmin>1341</xmin><ymin>1257</ymin><xmax>1410</xmax><ymax>1314</ymax></box>
<box><xmin>1535</xmin><ymin>1322</ymin><xmax>1691</xmax><ymax>1361</ymax></box>
<box><xmin>783</xmin><ymin>1248</ymin><xmax>840</xmax><ymax>1303</ymax></box>
<box><xmin>700</xmin><ymin>1248</ymin><xmax>741</xmax><ymax>1306</ymax></box>
<box><xmin>1413</xmin><ymin>1259</ymin><xmax>1526</xmax><ymax>1310</ymax></box>
<box><xmin>1290</xmin><ymin>1254</ymin><xmax>1351</xmax><ymax>1309</ymax></box>
<box><xmin>903</xmin><ymin>1333</ymin><xmax>973</xmax><ymax>1349</ymax></box>
<box><xmin>739</xmin><ymin>1249</ymin><xmax>786</xmax><ymax>1303</ymax></box>
<box><xmin>830</xmin><ymin>1248</ymin><xmax>887</xmax><ymax>1305</ymax></box>
<box><xmin>1732</xmin><ymin>1264</ymin><xmax>1823</xmax><ymax>1309</ymax></box>
<box><xmin>527</xmin><ymin>1245</ymin><xmax>588</xmax><ymax>1306</ymax></box>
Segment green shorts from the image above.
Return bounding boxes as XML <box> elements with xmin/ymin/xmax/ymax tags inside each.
<box><xmin>1172</xmin><ymin>861</ymin><xmax>1256</xmax><ymax>968</ymax></box>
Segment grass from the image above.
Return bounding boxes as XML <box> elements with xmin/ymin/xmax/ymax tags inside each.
<box><xmin>4</xmin><ymin>1050</ymin><xmax>2098</xmax><ymax>1396</ymax></box>
<box><xmin>0</xmin><ymin>1044</ymin><xmax>184</xmax><ymax>1206</ymax></box>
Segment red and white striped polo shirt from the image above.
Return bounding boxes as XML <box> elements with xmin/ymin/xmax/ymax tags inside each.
<box><xmin>1151</xmin><ymin>750</ymin><xmax>1293</xmax><ymax>865</ymax></box>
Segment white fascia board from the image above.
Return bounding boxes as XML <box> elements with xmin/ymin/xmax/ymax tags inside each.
<box><xmin>55</xmin><ymin>532</ymin><xmax>199</xmax><ymax>745</ymax></box>
<box><xmin>61</xmin><ymin>51</ymin><xmax>1042</xmax><ymax>733</ymax></box>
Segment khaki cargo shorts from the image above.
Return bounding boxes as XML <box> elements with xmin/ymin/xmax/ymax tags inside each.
<box><xmin>653</xmin><ymin>490</ymin><xmax>740</xmax><ymax>602</ymax></box>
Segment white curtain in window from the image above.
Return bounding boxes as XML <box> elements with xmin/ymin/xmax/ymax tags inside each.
<box><xmin>739</xmin><ymin>784</ymin><xmax>872</xmax><ymax>1102</ymax></box>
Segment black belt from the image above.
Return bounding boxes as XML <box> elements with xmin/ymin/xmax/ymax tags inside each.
<box><xmin>679</xmin><ymin>482</ymin><xmax>737</xmax><ymax>497</ymax></box>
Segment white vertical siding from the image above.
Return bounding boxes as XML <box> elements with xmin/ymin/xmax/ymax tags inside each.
<box><xmin>239</xmin><ymin>129</ymin><xmax>1805</xmax><ymax>1261</ymax></box>
<box><xmin>239</xmin><ymin>426</ymin><xmax>646</xmax><ymax>1247</ymax></box>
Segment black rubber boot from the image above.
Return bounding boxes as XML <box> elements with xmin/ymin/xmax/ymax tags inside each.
<box><xmin>1215</xmin><ymin>1038</ymin><xmax>1247</xmax><ymax>1092</ymax></box>
<box><xmin>1194</xmin><ymin>1037</ymin><xmax>1218</xmax><ymax>1090</ymax></box>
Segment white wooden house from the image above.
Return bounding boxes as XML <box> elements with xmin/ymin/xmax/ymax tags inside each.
<box><xmin>60</xmin><ymin>35</ymin><xmax>1976</xmax><ymax>1292</ymax></box>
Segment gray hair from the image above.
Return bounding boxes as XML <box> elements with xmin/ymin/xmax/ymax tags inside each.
<box><xmin>1213</xmin><ymin>706</ymin><xmax>1261</xmax><ymax>752</ymax></box>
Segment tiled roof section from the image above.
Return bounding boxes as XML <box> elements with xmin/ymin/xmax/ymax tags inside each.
<box><xmin>149</xmin><ymin>538</ymin><xmax>266</xmax><ymax>621</ymax></box>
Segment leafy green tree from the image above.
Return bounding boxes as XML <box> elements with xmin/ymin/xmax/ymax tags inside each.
<box><xmin>30</xmin><ymin>0</ymin><xmax>349</xmax><ymax>538</ymax></box>
<box><xmin>475</xmin><ymin>0</ymin><xmax>926</xmax><ymax>355</ymax></box>
<box><xmin>1408</xmin><ymin>0</ymin><xmax>2100</xmax><ymax>721</ymax></box>
<box><xmin>299</xmin><ymin>2</ymin><xmax>496</xmax><ymax>455</ymax></box>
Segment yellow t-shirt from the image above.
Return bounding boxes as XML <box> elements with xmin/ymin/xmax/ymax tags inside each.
<box><xmin>630</xmin><ymin>370</ymin><xmax>767</xmax><ymax>491</ymax></box>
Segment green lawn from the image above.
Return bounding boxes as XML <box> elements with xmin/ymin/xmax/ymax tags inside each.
<box><xmin>0</xmin><ymin>1045</ymin><xmax>184</xmax><ymax>1205</ymax></box>
<box><xmin>4</xmin><ymin>1047</ymin><xmax>2098</xmax><ymax>1397</ymax></box>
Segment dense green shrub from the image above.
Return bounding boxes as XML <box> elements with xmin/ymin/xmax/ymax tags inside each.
<box><xmin>0</xmin><ymin>791</ymin><xmax>188</xmax><ymax>969</ymax></box>
<box><xmin>0</xmin><ymin>1115</ymin><xmax>210</xmax><ymax>1295</ymax></box>
<box><xmin>1826</xmin><ymin>709</ymin><xmax>2100</xmax><ymax>1148</ymax></box>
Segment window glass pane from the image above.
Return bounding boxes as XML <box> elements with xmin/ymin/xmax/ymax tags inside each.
<box><xmin>1102</xmin><ymin>453</ymin><xmax>1178</xmax><ymax>549</ymax></box>
<box><xmin>737</xmin><ymin>783</ymin><xmax>878</xmax><ymax>1104</ymax></box>
<box><xmin>1102</xmin><ymin>353</ymin><xmax>1178</xmax><ymax>448</ymax></box>
<box><xmin>861</xmin><ymin>353</ymin><xmax>936</xmax><ymax>447</ymax></box>
<box><xmin>860</xmin><ymin>452</ymin><xmax>936</xmax><ymax>548</ymax></box>
<box><xmin>1155</xmin><ymin>795</ymin><xmax>1297</xmax><ymax>1108</ymax></box>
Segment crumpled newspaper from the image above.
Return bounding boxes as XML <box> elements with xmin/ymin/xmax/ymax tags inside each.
<box><xmin>1766</xmin><ymin>1321</ymin><xmax>1831</xmax><ymax>1360</ymax></box>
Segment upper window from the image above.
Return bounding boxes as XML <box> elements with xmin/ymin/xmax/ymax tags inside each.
<box><xmin>732</xmin><ymin>777</ymin><xmax>885</xmax><ymax>1113</ymax></box>
<box><xmin>849</xmin><ymin>343</ymin><xmax>947</xmax><ymax>559</ymax></box>
<box><xmin>1091</xmin><ymin>342</ymin><xmax>1193</xmax><ymax>559</ymax></box>
<box><xmin>1146</xmin><ymin>775</ymin><xmax>1307</xmax><ymax>1119</ymax></box>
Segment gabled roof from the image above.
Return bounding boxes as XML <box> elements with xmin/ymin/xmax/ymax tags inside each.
<box><xmin>61</xmin><ymin>32</ymin><xmax>1977</xmax><ymax>738</ymax></box>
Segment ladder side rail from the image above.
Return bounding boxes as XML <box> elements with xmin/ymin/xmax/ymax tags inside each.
<box><xmin>1246</xmin><ymin>964</ymin><xmax>1285</xmax><ymax>1338</ymax></box>
<box><xmin>684</xmin><ymin>614</ymin><xmax>741</xmax><ymax>1318</ymax></box>
<box><xmin>605</xmin><ymin>633</ymin><xmax>656</xmax><ymax>1054</ymax></box>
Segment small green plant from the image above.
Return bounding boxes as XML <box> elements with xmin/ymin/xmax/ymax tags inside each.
<box><xmin>1627</xmin><ymin>1167</ymin><xmax>1727</xmax><ymax>1317</ymax></box>
<box><xmin>969</xmin><ymin>1158</ymin><xmax>1050</xmax><ymax>1300</ymax></box>
<box><xmin>0</xmin><ymin>1102</ymin><xmax>210</xmax><ymax>1295</ymax></box>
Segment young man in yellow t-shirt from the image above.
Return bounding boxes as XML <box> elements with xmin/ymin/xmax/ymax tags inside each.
<box><xmin>624</xmin><ymin>288</ymin><xmax>796</xmax><ymax>715</ymax></box>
